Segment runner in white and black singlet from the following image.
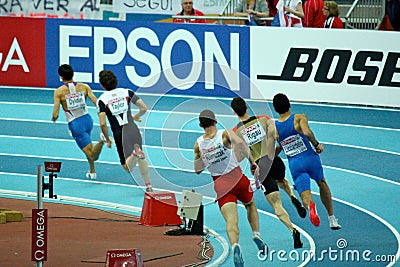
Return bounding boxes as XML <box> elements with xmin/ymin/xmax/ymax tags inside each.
<box><xmin>97</xmin><ymin>70</ymin><xmax>153</xmax><ymax>192</ymax></box>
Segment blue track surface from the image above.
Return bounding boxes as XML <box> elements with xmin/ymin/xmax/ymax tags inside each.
<box><xmin>0</xmin><ymin>86</ymin><xmax>399</xmax><ymax>266</ymax></box>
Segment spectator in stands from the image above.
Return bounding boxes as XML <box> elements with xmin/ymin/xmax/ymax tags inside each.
<box><xmin>302</xmin><ymin>0</ymin><xmax>325</xmax><ymax>27</ymax></box>
<box><xmin>323</xmin><ymin>1</ymin><xmax>344</xmax><ymax>28</ymax></box>
<box><xmin>271</xmin><ymin>0</ymin><xmax>304</xmax><ymax>27</ymax></box>
<box><xmin>386</xmin><ymin>0</ymin><xmax>400</xmax><ymax>30</ymax></box>
<box><xmin>173</xmin><ymin>0</ymin><xmax>206</xmax><ymax>23</ymax></box>
<box><xmin>376</xmin><ymin>0</ymin><xmax>400</xmax><ymax>31</ymax></box>
<box><xmin>266</xmin><ymin>0</ymin><xmax>279</xmax><ymax>25</ymax></box>
<box><xmin>234</xmin><ymin>0</ymin><xmax>270</xmax><ymax>26</ymax></box>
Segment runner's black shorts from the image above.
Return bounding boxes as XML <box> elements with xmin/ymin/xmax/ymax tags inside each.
<box><xmin>256</xmin><ymin>156</ymin><xmax>286</xmax><ymax>195</ymax></box>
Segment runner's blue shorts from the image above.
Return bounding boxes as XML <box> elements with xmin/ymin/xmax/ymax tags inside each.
<box><xmin>68</xmin><ymin>114</ymin><xmax>93</xmax><ymax>149</ymax></box>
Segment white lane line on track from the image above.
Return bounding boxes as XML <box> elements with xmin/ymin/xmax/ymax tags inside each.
<box><xmin>324</xmin><ymin>165</ymin><xmax>400</xmax><ymax>186</ymax></box>
<box><xmin>2</xmin><ymin>133</ymin><xmax>400</xmax><ymax>157</ymax></box>
<box><xmin>2</xmin><ymin>85</ymin><xmax>400</xmax><ymax>112</ymax></box>
<box><xmin>1</xmin><ymin>148</ymin><xmax>400</xmax><ymax>184</ymax></box>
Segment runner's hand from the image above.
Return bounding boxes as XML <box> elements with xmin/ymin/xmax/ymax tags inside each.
<box><xmin>251</xmin><ymin>163</ymin><xmax>259</xmax><ymax>176</ymax></box>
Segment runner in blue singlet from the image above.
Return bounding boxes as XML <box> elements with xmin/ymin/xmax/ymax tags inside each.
<box><xmin>273</xmin><ymin>93</ymin><xmax>341</xmax><ymax>230</ymax></box>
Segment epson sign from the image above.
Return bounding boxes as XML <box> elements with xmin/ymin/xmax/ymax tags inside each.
<box><xmin>53</xmin><ymin>22</ymin><xmax>249</xmax><ymax>96</ymax></box>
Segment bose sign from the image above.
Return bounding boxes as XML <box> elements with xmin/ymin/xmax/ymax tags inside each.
<box><xmin>250</xmin><ymin>27</ymin><xmax>400</xmax><ymax>107</ymax></box>
<box><xmin>46</xmin><ymin>20</ymin><xmax>250</xmax><ymax>97</ymax></box>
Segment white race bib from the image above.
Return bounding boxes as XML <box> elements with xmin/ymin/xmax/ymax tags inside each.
<box><xmin>65</xmin><ymin>92</ymin><xmax>86</xmax><ymax>110</ymax></box>
<box><xmin>240</xmin><ymin>122</ymin><xmax>266</xmax><ymax>146</ymax></box>
<box><xmin>202</xmin><ymin>143</ymin><xmax>228</xmax><ymax>166</ymax></box>
<box><xmin>107</xmin><ymin>97</ymin><xmax>129</xmax><ymax>116</ymax></box>
<box><xmin>281</xmin><ymin>134</ymin><xmax>307</xmax><ymax>157</ymax></box>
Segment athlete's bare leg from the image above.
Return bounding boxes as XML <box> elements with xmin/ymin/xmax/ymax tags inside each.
<box><xmin>317</xmin><ymin>179</ymin><xmax>334</xmax><ymax>216</ymax></box>
<box><xmin>82</xmin><ymin>141</ymin><xmax>105</xmax><ymax>174</ymax></box>
<box><xmin>220</xmin><ymin>202</ymin><xmax>240</xmax><ymax>245</ymax></box>
<box><xmin>277</xmin><ymin>178</ymin><xmax>295</xmax><ymax>198</ymax></box>
<box><xmin>266</xmin><ymin>191</ymin><xmax>293</xmax><ymax>231</ymax></box>
<box><xmin>243</xmin><ymin>198</ymin><xmax>260</xmax><ymax>233</ymax></box>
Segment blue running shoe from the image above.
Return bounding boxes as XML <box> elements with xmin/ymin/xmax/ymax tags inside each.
<box><xmin>252</xmin><ymin>233</ymin><xmax>268</xmax><ymax>261</ymax></box>
<box><xmin>232</xmin><ymin>243</ymin><xmax>244</xmax><ymax>267</ymax></box>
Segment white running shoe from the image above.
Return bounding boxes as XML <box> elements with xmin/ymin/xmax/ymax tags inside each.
<box><xmin>86</xmin><ymin>172</ymin><xmax>96</xmax><ymax>180</ymax></box>
<box><xmin>329</xmin><ymin>215</ymin><xmax>341</xmax><ymax>230</ymax></box>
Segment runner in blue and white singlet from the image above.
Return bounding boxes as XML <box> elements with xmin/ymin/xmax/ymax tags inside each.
<box><xmin>51</xmin><ymin>64</ymin><xmax>105</xmax><ymax>179</ymax></box>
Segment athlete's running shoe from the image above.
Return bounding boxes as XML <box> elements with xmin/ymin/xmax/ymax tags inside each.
<box><xmin>232</xmin><ymin>243</ymin><xmax>244</xmax><ymax>267</ymax></box>
<box><xmin>291</xmin><ymin>196</ymin><xmax>307</xmax><ymax>218</ymax></box>
<box><xmin>252</xmin><ymin>233</ymin><xmax>268</xmax><ymax>260</ymax></box>
<box><xmin>293</xmin><ymin>228</ymin><xmax>303</xmax><ymax>249</ymax></box>
<box><xmin>86</xmin><ymin>172</ymin><xmax>96</xmax><ymax>180</ymax></box>
<box><xmin>329</xmin><ymin>215</ymin><xmax>341</xmax><ymax>230</ymax></box>
<box><xmin>309</xmin><ymin>201</ymin><xmax>320</xmax><ymax>227</ymax></box>
<box><xmin>132</xmin><ymin>144</ymin><xmax>145</xmax><ymax>159</ymax></box>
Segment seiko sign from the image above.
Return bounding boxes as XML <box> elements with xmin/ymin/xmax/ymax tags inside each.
<box><xmin>257</xmin><ymin>48</ymin><xmax>400</xmax><ymax>87</ymax></box>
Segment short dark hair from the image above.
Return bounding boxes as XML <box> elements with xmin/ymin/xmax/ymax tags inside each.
<box><xmin>273</xmin><ymin>93</ymin><xmax>291</xmax><ymax>114</ymax></box>
<box><xmin>230</xmin><ymin>97</ymin><xmax>247</xmax><ymax>117</ymax></box>
<box><xmin>99</xmin><ymin>70</ymin><xmax>118</xmax><ymax>90</ymax></box>
<box><xmin>58</xmin><ymin>64</ymin><xmax>74</xmax><ymax>80</ymax></box>
<box><xmin>199</xmin><ymin>110</ymin><xmax>216</xmax><ymax>129</ymax></box>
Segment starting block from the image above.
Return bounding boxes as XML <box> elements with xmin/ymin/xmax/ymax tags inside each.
<box><xmin>140</xmin><ymin>192</ymin><xmax>182</xmax><ymax>226</ymax></box>
<box><xmin>105</xmin><ymin>249</ymin><xmax>143</xmax><ymax>267</ymax></box>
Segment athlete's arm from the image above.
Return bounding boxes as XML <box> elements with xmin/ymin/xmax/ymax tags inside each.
<box><xmin>86</xmin><ymin>84</ymin><xmax>98</xmax><ymax>105</ymax></box>
<box><xmin>274</xmin><ymin>126</ymin><xmax>282</xmax><ymax>155</ymax></box>
<box><xmin>51</xmin><ymin>89</ymin><xmax>61</xmax><ymax>122</ymax></box>
<box><xmin>132</xmin><ymin>98</ymin><xmax>147</xmax><ymax>122</ymax></box>
<box><xmin>98</xmin><ymin>112</ymin><xmax>112</xmax><ymax>148</ymax></box>
<box><xmin>194</xmin><ymin>141</ymin><xmax>206</xmax><ymax>174</ymax></box>
<box><xmin>265</xmin><ymin>119</ymin><xmax>276</xmax><ymax>160</ymax></box>
<box><xmin>297</xmin><ymin>114</ymin><xmax>323</xmax><ymax>153</ymax></box>
<box><xmin>225</xmin><ymin>130</ymin><xmax>259</xmax><ymax>174</ymax></box>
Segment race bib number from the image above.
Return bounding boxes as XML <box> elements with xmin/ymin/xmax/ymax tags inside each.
<box><xmin>240</xmin><ymin>122</ymin><xmax>266</xmax><ymax>146</ymax></box>
<box><xmin>65</xmin><ymin>92</ymin><xmax>86</xmax><ymax>110</ymax></box>
<box><xmin>280</xmin><ymin>134</ymin><xmax>307</xmax><ymax>157</ymax></box>
<box><xmin>202</xmin><ymin>143</ymin><xmax>228</xmax><ymax>166</ymax></box>
<box><xmin>107</xmin><ymin>97</ymin><xmax>129</xmax><ymax>116</ymax></box>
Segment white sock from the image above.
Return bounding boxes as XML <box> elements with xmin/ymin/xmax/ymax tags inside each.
<box><xmin>232</xmin><ymin>243</ymin><xmax>240</xmax><ymax>252</ymax></box>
